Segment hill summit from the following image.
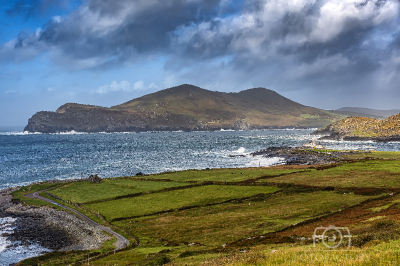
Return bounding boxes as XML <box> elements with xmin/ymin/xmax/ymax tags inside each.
<box><xmin>24</xmin><ymin>84</ymin><xmax>341</xmax><ymax>133</ymax></box>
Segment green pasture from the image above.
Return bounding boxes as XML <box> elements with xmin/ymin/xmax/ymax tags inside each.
<box><xmin>147</xmin><ymin>167</ymin><xmax>306</xmax><ymax>182</ymax></box>
<box><xmin>48</xmin><ymin>179</ymin><xmax>189</xmax><ymax>204</ymax></box>
<box><xmin>343</xmin><ymin>151</ymin><xmax>400</xmax><ymax>160</ymax></box>
<box><xmin>86</xmin><ymin>185</ymin><xmax>280</xmax><ymax>221</ymax></box>
<box><xmin>115</xmin><ymin>190</ymin><xmax>371</xmax><ymax>248</ymax></box>
<box><xmin>267</xmin><ymin>160</ymin><xmax>400</xmax><ymax>188</ymax></box>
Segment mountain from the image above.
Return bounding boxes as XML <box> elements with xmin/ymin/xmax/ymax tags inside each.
<box><xmin>332</xmin><ymin>107</ymin><xmax>400</xmax><ymax>119</ymax></box>
<box><xmin>24</xmin><ymin>84</ymin><xmax>344</xmax><ymax>133</ymax></box>
<box><xmin>312</xmin><ymin>114</ymin><xmax>400</xmax><ymax>142</ymax></box>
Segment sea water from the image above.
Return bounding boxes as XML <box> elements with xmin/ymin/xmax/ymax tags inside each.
<box><xmin>1</xmin><ymin>129</ymin><xmax>400</xmax><ymax>264</ymax></box>
<box><xmin>2</xmin><ymin>129</ymin><xmax>400</xmax><ymax>190</ymax></box>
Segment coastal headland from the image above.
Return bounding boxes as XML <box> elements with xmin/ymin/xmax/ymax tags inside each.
<box><xmin>312</xmin><ymin>114</ymin><xmax>400</xmax><ymax>142</ymax></box>
<box><xmin>3</xmin><ymin>147</ymin><xmax>400</xmax><ymax>265</ymax></box>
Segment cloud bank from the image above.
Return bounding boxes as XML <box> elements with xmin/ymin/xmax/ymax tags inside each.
<box><xmin>1</xmin><ymin>0</ymin><xmax>400</xmax><ymax>109</ymax></box>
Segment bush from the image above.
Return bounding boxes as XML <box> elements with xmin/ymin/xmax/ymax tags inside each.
<box><xmin>143</xmin><ymin>255</ymin><xmax>170</xmax><ymax>266</ymax></box>
<box><xmin>374</xmin><ymin>219</ymin><xmax>396</xmax><ymax>229</ymax></box>
<box><xmin>352</xmin><ymin>220</ymin><xmax>399</xmax><ymax>247</ymax></box>
<box><xmin>352</xmin><ymin>233</ymin><xmax>376</xmax><ymax>247</ymax></box>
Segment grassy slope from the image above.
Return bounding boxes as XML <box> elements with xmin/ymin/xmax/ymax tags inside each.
<box><xmin>16</xmin><ymin>151</ymin><xmax>400</xmax><ymax>266</ymax></box>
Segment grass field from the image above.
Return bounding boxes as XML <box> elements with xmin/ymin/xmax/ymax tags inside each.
<box><xmin>47</xmin><ymin>179</ymin><xmax>189</xmax><ymax>204</ymax></box>
<box><xmin>86</xmin><ymin>185</ymin><xmax>280</xmax><ymax>221</ymax></box>
<box><xmin>147</xmin><ymin>167</ymin><xmax>307</xmax><ymax>182</ymax></box>
<box><xmin>343</xmin><ymin>151</ymin><xmax>400</xmax><ymax>160</ymax></box>
<box><xmin>265</xmin><ymin>160</ymin><xmax>400</xmax><ymax>189</ymax></box>
<box><xmin>114</xmin><ymin>191</ymin><xmax>372</xmax><ymax>247</ymax></box>
<box><xmin>15</xmin><ymin>151</ymin><xmax>400</xmax><ymax>266</ymax></box>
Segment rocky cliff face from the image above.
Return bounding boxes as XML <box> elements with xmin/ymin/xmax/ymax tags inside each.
<box><xmin>24</xmin><ymin>108</ymin><xmax>148</xmax><ymax>133</ymax></box>
<box><xmin>24</xmin><ymin>84</ymin><xmax>342</xmax><ymax>133</ymax></box>
<box><xmin>312</xmin><ymin>114</ymin><xmax>400</xmax><ymax>142</ymax></box>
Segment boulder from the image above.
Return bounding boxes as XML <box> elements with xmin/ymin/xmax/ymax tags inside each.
<box><xmin>87</xmin><ymin>174</ymin><xmax>102</xmax><ymax>183</ymax></box>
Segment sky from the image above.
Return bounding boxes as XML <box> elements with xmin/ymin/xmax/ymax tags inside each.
<box><xmin>1</xmin><ymin>0</ymin><xmax>400</xmax><ymax>127</ymax></box>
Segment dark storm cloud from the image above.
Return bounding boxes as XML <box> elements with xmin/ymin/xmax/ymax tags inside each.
<box><xmin>32</xmin><ymin>0</ymin><xmax>225</xmax><ymax>68</ymax></box>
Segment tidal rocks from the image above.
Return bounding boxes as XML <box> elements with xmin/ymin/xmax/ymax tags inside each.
<box><xmin>251</xmin><ymin>146</ymin><xmax>341</xmax><ymax>165</ymax></box>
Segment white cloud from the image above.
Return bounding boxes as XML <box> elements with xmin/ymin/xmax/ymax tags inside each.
<box><xmin>96</xmin><ymin>80</ymin><xmax>155</xmax><ymax>94</ymax></box>
<box><xmin>148</xmin><ymin>83</ymin><xmax>159</xmax><ymax>89</ymax></box>
<box><xmin>133</xmin><ymin>80</ymin><xmax>145</xmax><ymax>90</ymax></box>
<box><xmin>52</xmin><ymin>16</ymin><xmax>62</xmax><ymax>23</ymax></box>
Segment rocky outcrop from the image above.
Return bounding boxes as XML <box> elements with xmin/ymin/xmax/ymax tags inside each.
<box><xmin>251</xmin><ymin>146</ymin><xmax>343</xmax><ymax>165</ymax></box>
<box><xmin>233</xmin><ymin>120</ymin><xmax>250</xmax><ymax>130</ymax></box>
<box><xmin>312</xmin><ymin>114</ymin><xmax>400</xmax><ymax>142</ymax></box>
<box><xmin>88</xmin><ymin>174</ymin><xmax>102</xmax><ymax>183</ymax></box>
<box><xmin>24</xmin><ymin>108</ymin><xmax>149</xmax><ymax>133</ymax></box>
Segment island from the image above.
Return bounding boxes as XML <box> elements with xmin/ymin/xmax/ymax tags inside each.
<box><xmin>24</xmin><ymin>84</ymin><xmax>343</xmax><ymax>133</ymax></box>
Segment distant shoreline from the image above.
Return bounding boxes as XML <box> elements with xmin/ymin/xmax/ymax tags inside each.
<box><xmin>7</xmin><ymin>127</ymin><xmax>319</xmax><ymax>135</ymax></box>
<box><xmin>23</xmin><ymin>126</ymin><xmax>320</xmax><ymax>134</ymax></box>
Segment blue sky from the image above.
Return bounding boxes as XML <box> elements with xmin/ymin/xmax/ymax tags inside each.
<box><xmin>1</xmin><ymin>0</ymin><xmax>400</xmax><ymax>127</ymax></box>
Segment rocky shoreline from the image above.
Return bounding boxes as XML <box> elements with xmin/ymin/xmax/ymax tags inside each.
<box><xmin>0</xmin><ymin>187</ymin><xmax>110</xmax><ymax>263</ymax></box>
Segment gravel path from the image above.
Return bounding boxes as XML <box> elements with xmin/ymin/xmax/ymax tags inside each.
<box><xmin>25</xmin><ymin>190</ymin><xmax>129</xmax><ymax>250</ymax></box>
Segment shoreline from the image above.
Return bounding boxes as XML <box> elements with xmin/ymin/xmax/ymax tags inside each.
<box><xmin>2</xmin><ymin>127</ymin><xmax>318</xmax><ymax>135</ymax></box>
<box><xmin>0</xmin><ymin>187</ymin><xmax>110</xmax><ymax>266</ymax></box>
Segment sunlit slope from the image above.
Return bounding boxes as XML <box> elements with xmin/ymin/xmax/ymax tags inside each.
<box><xmin>313</xmin><ymin>114</ymin><xmax>400</xmax><ymax>141</ymax></box>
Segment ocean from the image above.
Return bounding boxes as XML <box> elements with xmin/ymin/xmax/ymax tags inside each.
<box><xmin>1</xmin><ymin>129</ymin><xmax>400</xmax><ymax>264</ymax></box>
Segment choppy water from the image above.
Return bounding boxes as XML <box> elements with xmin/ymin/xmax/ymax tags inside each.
<box><xmin>2</xmin><ymin>129</ymin><xmax>400</xmax><ymax>190</ymax></box>
<box><xmin>1</xmin><ymin>129</ymin><xmax>400</xmax><ymax>265</ymax></box>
